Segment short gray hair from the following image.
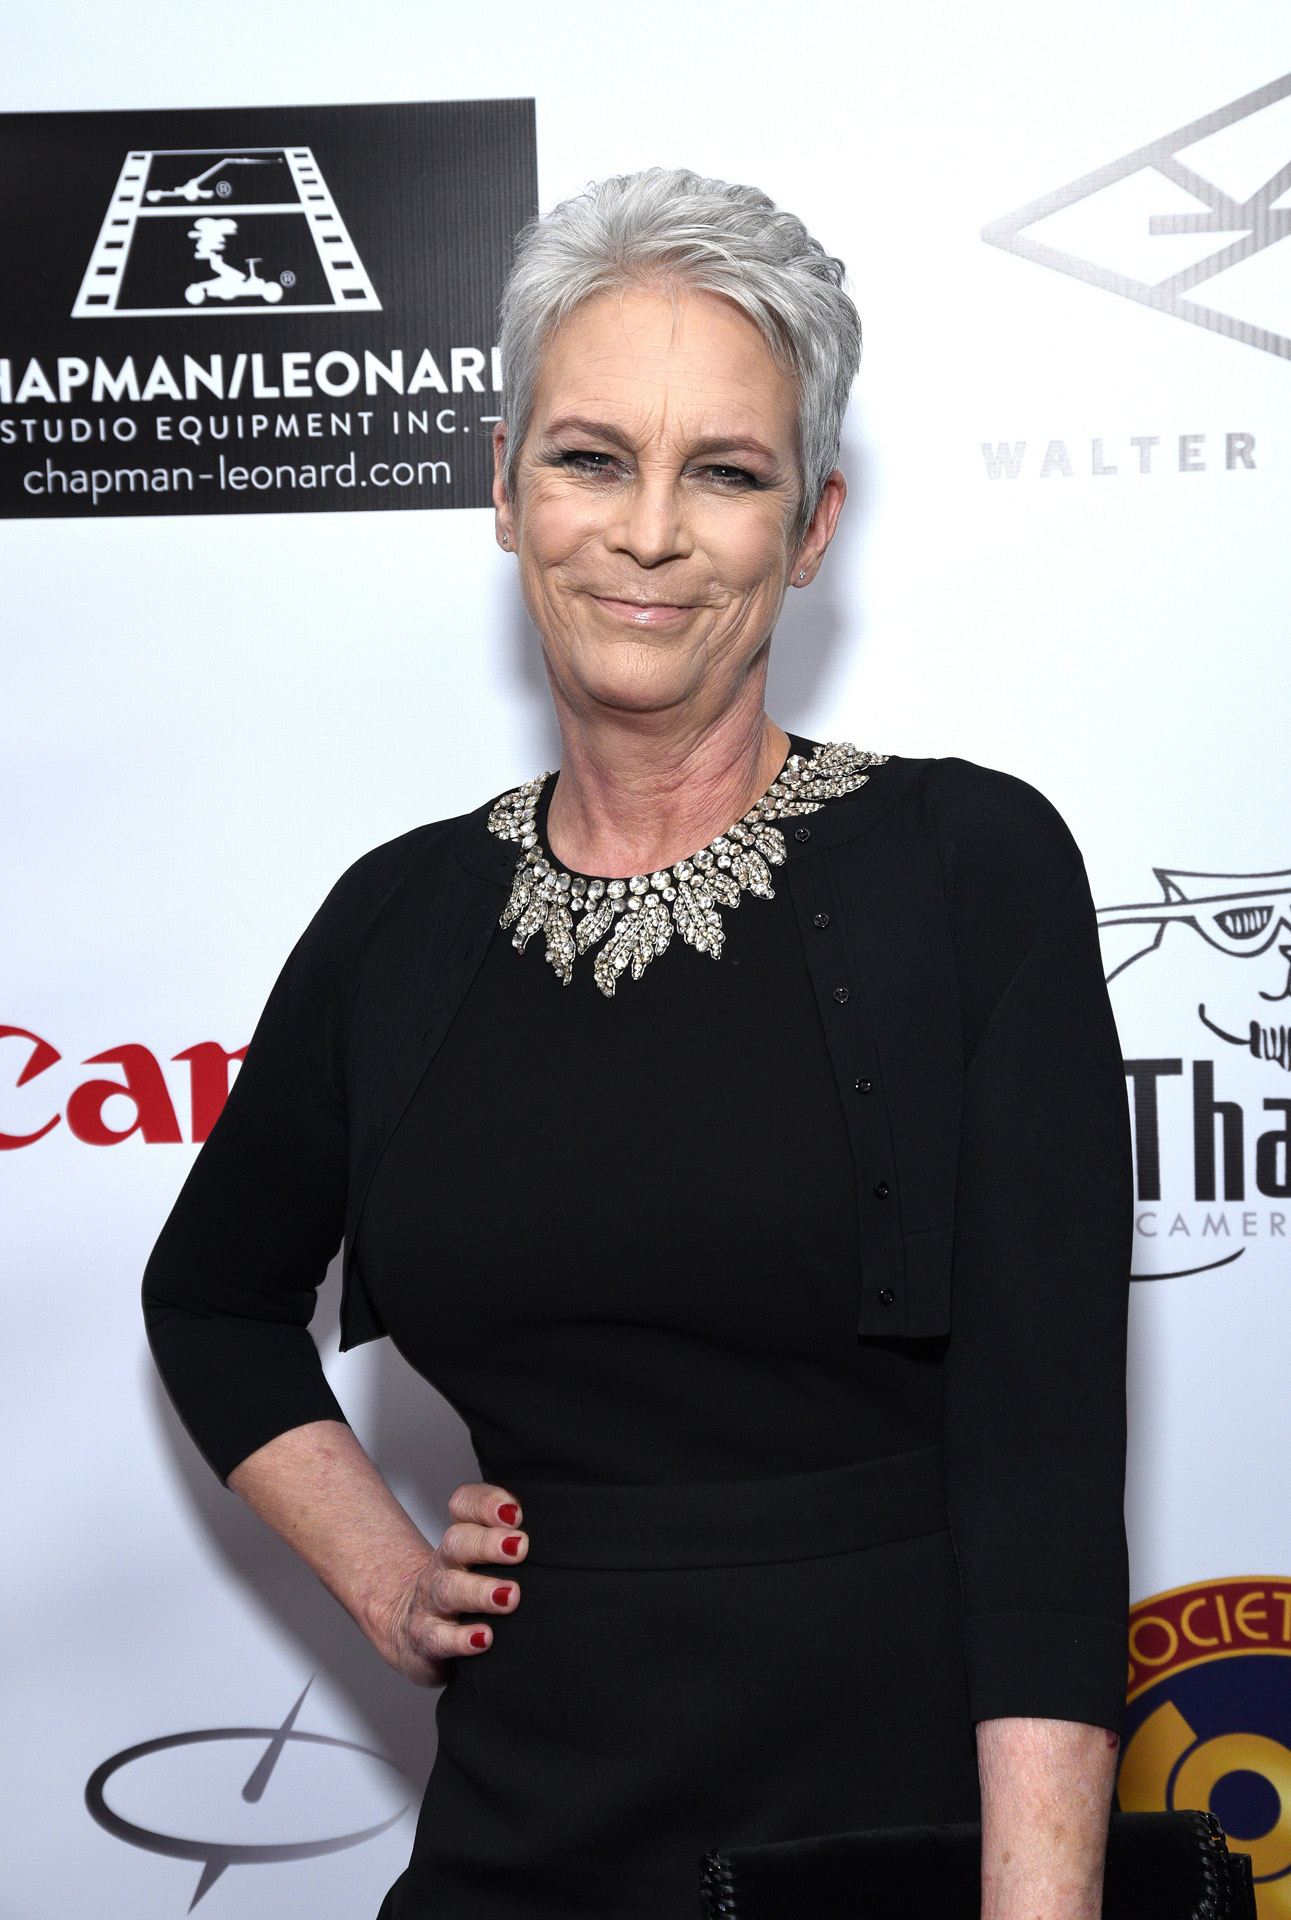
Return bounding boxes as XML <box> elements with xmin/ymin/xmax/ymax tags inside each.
<box><xmin>497</xmin><ymin>168</ymin><xmax>861</xmax><ymax>537</ymax></box>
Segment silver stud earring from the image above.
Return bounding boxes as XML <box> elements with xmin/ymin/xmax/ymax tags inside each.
<box><xmin>798</xmin><ymin>569</ymin><xmax>807</xmax><ymax>581</ymax></box>
<box><xmin>501</xmin><ymin>532</ymin><xmax>508</xmax><ymax>546</ymax></box>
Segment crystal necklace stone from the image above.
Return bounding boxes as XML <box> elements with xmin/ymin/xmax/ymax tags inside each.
<box><xmin>487</xmin><ymin>741</ymin><xmax>886</xmax><ymax>997</ymax></box>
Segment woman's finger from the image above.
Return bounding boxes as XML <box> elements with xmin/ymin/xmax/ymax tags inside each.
<box><xmin>447</xmin><ymin>1482</ymin><xmax>523</xmax><ymax>1528</ymax></box>
<box><xmin>419</xmin><ymin>1566</ymin><xmax>518</xmax><ymax>1620</ymax></box>
<box><xmin>403</xmin><ymin>1613</ymin><xmax>498</xmax><ymax>1669</ymax></box>
<box><xmin>439</xmin><ymin>1520</ymin><xmax>528</xmax><ymax>1569</ymax></box>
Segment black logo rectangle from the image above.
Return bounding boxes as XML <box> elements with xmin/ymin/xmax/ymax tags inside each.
<box><xmin>0</xmin><ymin>100</ymin><xmax>537</xmax><ymax>516</ymax></box>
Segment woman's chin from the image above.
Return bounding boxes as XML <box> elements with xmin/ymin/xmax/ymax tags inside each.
<box><xmin>574</xmin><ymin>675</ymin><xmax>702</xmax><ymax>719</ymax></box>
<box><xmin>551</xmin><ymin>640</ymin><xmax>713</xmax><ymax>719</ymax></box>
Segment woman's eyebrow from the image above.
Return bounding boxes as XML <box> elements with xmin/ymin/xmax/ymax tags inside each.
<box><xmin>684</xmin><ymin>434</ymin><xmax>779</xmax><ymax>465</ymax></box>
<box><xmin>542</xmin><ymin>417</ymin><xmax>780</xmax><ymax>466</ymax></box>
<box><xmin>542</xmin><ymin>415</ymin><xmax>637</xmax><ymax>451</ymax></box>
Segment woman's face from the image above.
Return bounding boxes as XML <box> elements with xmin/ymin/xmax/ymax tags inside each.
<box><xmin>494</xmin><ymin>285</ymin><xmax>842</xmax><ymax>724</ymax></box>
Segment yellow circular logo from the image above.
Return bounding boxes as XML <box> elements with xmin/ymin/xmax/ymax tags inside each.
<box><xmin>1121</xmin><ymin>1579</ymin><xmax>1291</xmax><ymax>1915</ymax></box>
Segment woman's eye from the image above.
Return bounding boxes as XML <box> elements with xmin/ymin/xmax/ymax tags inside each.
<box><xmin>699</xmin><ymin>465</ymin><xmax>758</xmax><ymax>489</ymax></box>
<box><xmin>559</xmin><ymin>450</ymin><xmax>620</xmax><ymax>477</ymax></box>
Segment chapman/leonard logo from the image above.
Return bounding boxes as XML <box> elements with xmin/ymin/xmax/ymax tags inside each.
<box><xmin>0</xmin><ymin>99</ymin><xmax>537</xmax><ymax>516</ymax></box>
<box><xmin>1097</xmin><ymin>868</ymin><xmax>1291</xmax><ymax>1278</ymax></box>
<box><xmin>85</xmin><ymin>1680</ymin><xmax>410</xmax><ymax>1909</ymax></box>
<box><xmin>1120</xmin><ymin>1579</ymin><xmax>1291</xmax><ymax>1917</ymax></box>
<box><xmin>72</xmin><ymin>148</ymin><xmax>381</xmax><ymax>318</ymax></box>
<box><xmin>984</xmin><ymin>72</ymin><xmax>1291</xmax><ymax>361</ymax></box>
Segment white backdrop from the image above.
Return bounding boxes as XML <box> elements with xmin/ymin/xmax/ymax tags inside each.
<box><xmin>3</xmin><ymin>4</ymin><xmax>1290</xmax><ymax>1915</ymax></box>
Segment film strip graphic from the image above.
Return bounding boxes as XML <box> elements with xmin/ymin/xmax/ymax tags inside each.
<box><xmin>72</xmin><ymin>147</ymin><xmax>381</xmax><ymax>317</ymax></box>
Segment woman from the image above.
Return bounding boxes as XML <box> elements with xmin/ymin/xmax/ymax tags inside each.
<box><xmin>144</xmin><ymin>169</ymin><xmax>1132</xmax><ymax>1920</ymax></box>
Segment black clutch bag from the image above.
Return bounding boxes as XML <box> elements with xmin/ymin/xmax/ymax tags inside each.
<box><xmin>701</xmin><ymin>1810</ymin><xmax>1256</xmax><ymax>1919</ymax></box>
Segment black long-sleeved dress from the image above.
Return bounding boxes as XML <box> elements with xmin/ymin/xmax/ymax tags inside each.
<box><xmin>144</xmin><ymin>747</ymin><xmax>1133</xmax><ymax>1920</ymax></box>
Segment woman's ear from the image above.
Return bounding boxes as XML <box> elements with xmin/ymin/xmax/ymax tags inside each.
<box><xmin>791</xmin><ymin>468</ymin><xmax>847</xmax><ymax>585</ymax></box>
<box><xmin>493</xmin><ymin>423</ymin><xmax>515</xmax><ymax>551</ymax></box>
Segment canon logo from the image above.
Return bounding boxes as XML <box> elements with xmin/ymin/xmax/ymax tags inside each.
<box><xmin>0</xmin><ymin>1026</ymin><xmax>245</xmax><ymax>1149</ymax></box>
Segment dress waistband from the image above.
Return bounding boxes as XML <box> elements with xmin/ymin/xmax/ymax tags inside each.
<box><xmin>510</xmin><ymin>1445</ymin><xmax>947</xmax><ymax>1571</ymax></box>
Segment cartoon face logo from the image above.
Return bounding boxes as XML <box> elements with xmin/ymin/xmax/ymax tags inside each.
<box><xmin>1121</xmin><ymin>1580</ymin><xmax>1291</xmax><ymax>1917</ymax></box>
<box><xmin>1099</xmin><ymin>869</ymin><xmax>1291</xmax><ymax>1071</ymax></box>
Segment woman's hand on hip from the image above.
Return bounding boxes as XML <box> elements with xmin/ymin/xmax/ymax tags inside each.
<box><xmin>380</xmin><ymin>1481</ymin><xmax>528</xmax><ymax>1687</ymax></box>
<box><xmin>226</xmin><ymin>1425</ymin><xmax>526</xmax><ymax>1691</ymax></box>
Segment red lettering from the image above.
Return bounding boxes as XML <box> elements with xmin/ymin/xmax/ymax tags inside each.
<box><xmin>0</xmin><ymin>1025</ymin><xmax>61</xmax><ymax>1148</ymax></box>
<box><xmin>172</xmin><ymin>1041</ymin><xmax>248</xmax><ymax>1142</ymax></box>
<box><xmin>66</xmin><ymin>1046</ymin><xmax>182</xmax><ymax>1145</ymax></box>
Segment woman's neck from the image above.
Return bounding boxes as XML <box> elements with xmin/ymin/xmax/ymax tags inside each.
<box><xmin>544</xmin><ymin>700</ymin><xmax>791</xmax><ymax>880</ymax></box>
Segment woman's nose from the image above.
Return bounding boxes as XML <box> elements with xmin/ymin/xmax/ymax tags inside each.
<box><xmin>606</xmin><ymin>476</ymin><xmax>691</xmax><ymax>568</ymax></box>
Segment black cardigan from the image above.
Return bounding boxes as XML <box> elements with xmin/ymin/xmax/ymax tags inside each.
<box><xmin>143</xmin><ymin>753</ymin><xmax>1133</xmax><ymax>1729</ymax></box>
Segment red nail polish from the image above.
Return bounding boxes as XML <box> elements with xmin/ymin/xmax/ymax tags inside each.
<box><xmin>501</xmin><ymin>1535</ymin><xmax>521</xmax><ymax>1557</ymax></box>
<box><xmin>497</xmin><ymin>1503</ymin><xmax>518</xmax><ymax>1525</ymax></box>
<box><xmin>492</xmin><ymin>1586</ymin><xmax>512</xmax><ymax>1606</ymax></box>
<box><xmin>469</xmin><ymin>1629</ymin><xmax>488</xmax><ymax>1649</ymax></box>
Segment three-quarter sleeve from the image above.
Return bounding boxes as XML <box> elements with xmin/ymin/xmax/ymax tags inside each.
<box><xmin>942</xmin><ymin>847</ymin><xmax>1133</xmax><ymax>1731</ymax></box>
<box><xmin>142</xmin><ymin>946</ymin><xmax>350</xmax><ymax>1482</ymax></box>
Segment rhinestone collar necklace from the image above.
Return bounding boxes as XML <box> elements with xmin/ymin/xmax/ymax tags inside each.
<box><xmin>487</xmin><ymin>740</ymin><xmax>886</xmax><ymax>998</ymax></box>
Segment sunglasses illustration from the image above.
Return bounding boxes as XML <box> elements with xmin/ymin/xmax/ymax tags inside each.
<box><xmin>1096</xmin><ymin>868</ymin><xmax>1291</xmax><ymax>980</ymax></box>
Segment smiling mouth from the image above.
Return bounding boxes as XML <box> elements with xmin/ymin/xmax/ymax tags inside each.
<box><xmin>591</xmin><ymin>594</ymin><xmax>696</xmax><ymax>626</ymax></box>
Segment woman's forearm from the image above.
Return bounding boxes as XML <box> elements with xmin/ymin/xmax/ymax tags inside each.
<box><xmin>228</xmin><ymin>1419</ymin><xmax>435</xmax><ymax>1646</ymax></box>
<box><xmin>226</xmin><ymin>1420</ymin><xmax>529</xmax><ymax>1684</ymax></box>
<box><xmin>977</xmin><ymin>1717</ymin><xmax>1117</xmax><ymax>1920</ymax></box>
